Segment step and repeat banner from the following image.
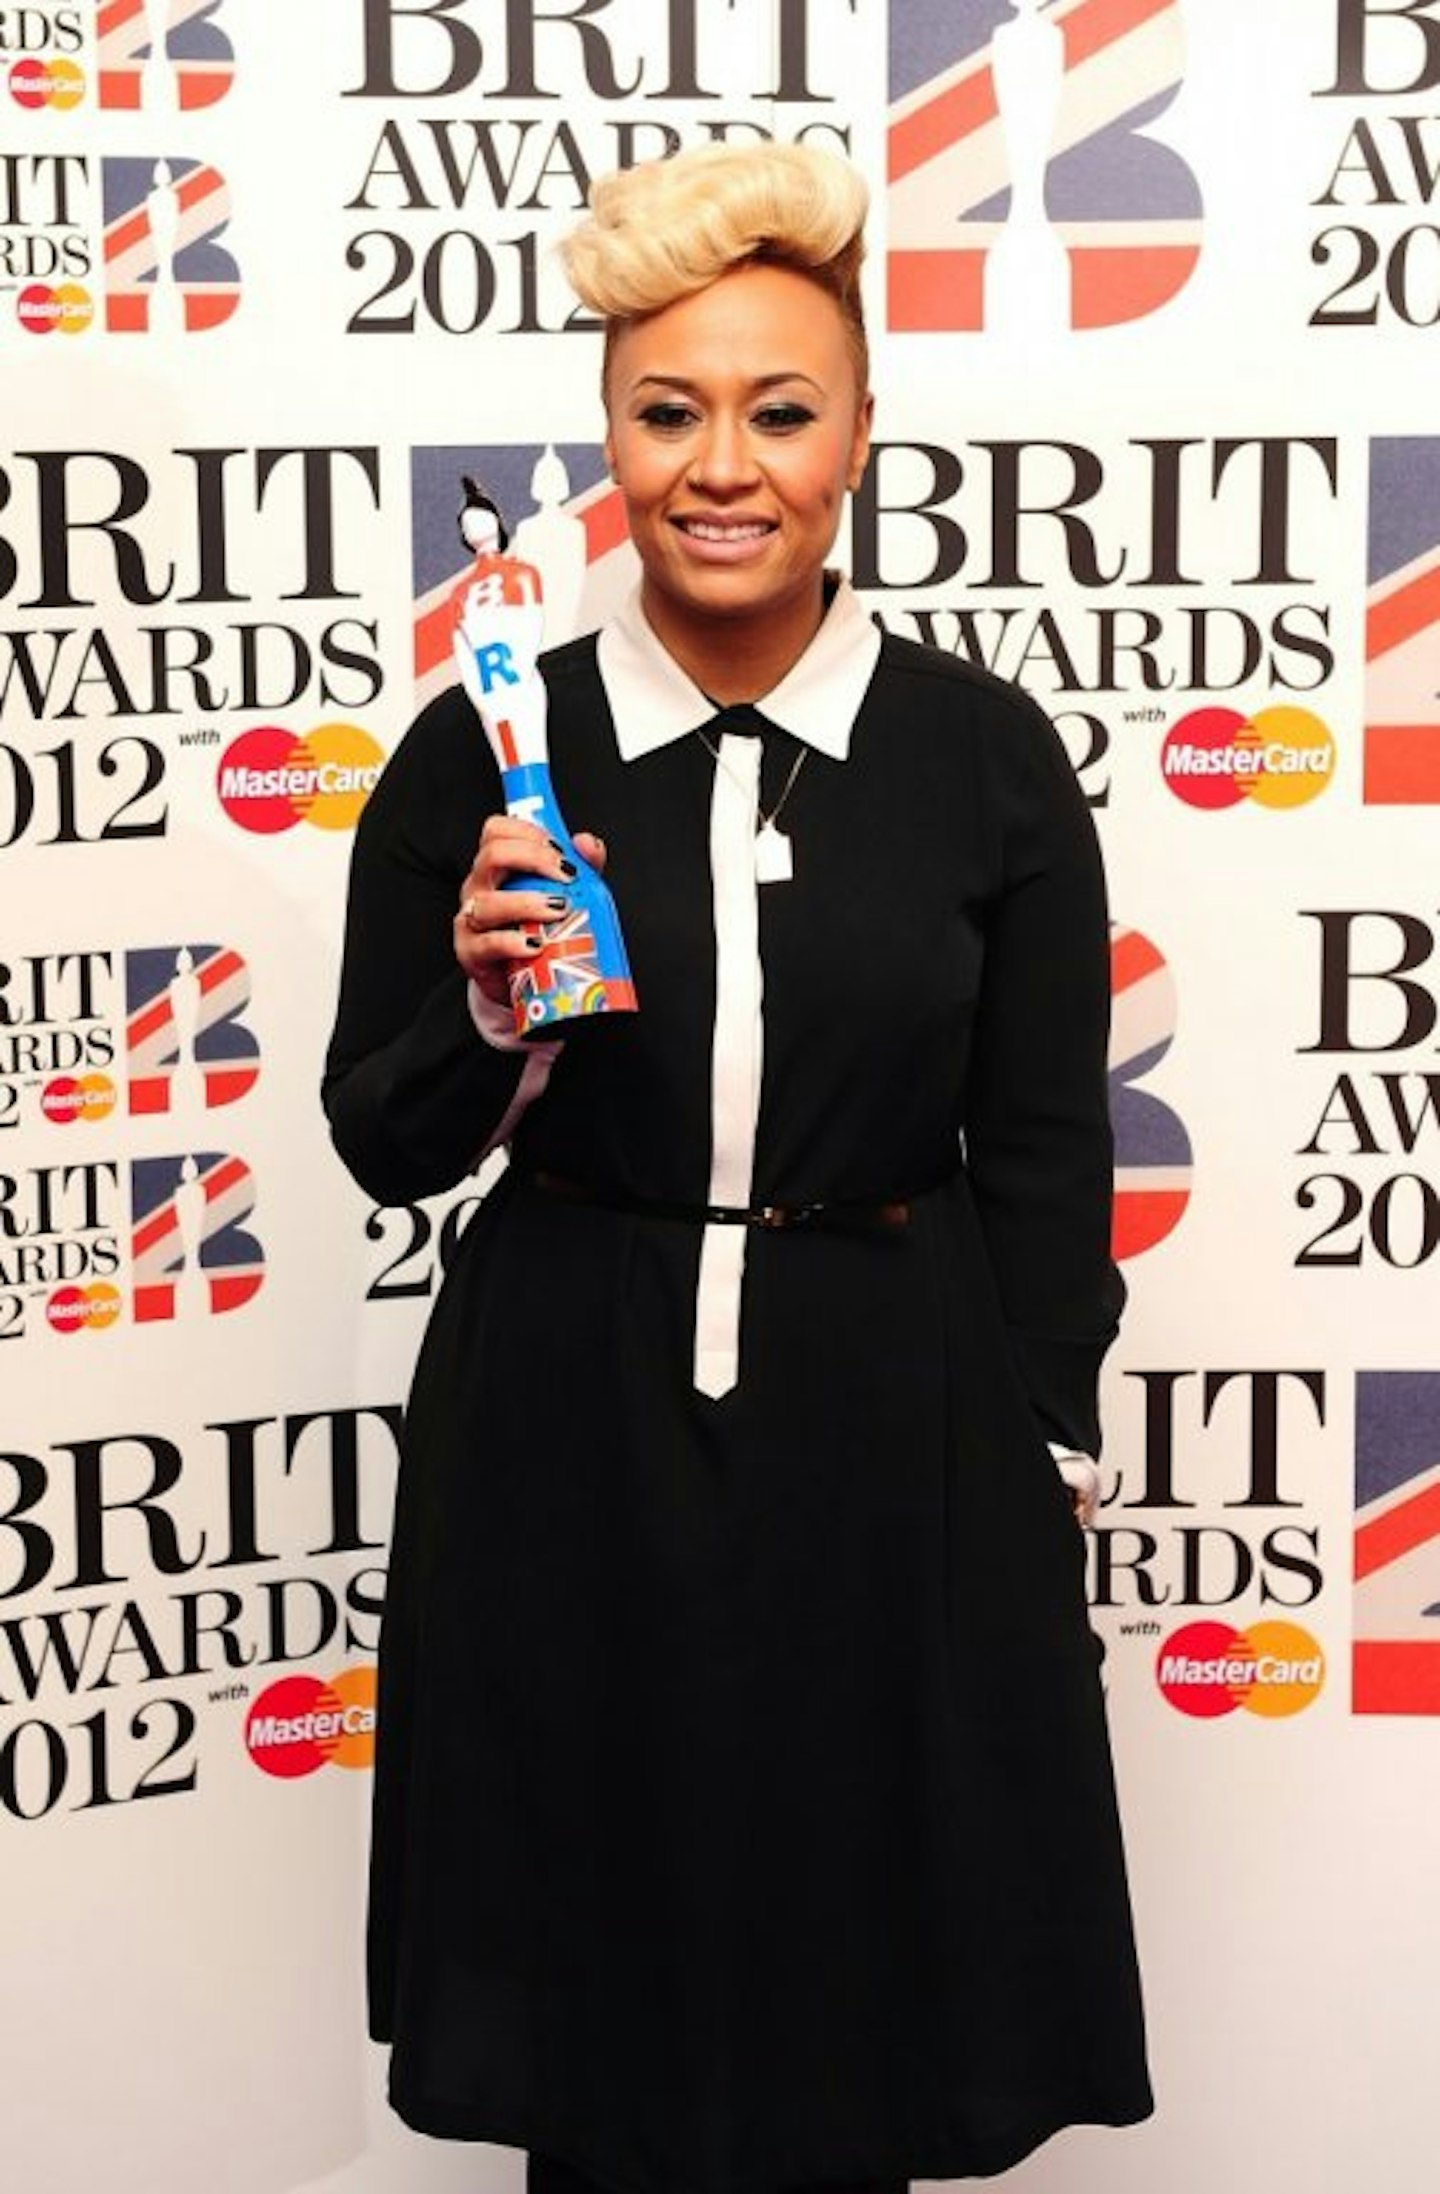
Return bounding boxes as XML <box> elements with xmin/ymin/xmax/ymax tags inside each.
<box><xmin>3</xmin><ymin>4</ymin><xmax>1438</xmax><ymax>2192</ymax></box>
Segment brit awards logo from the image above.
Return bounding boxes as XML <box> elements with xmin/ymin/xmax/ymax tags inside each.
<box><xmin>1</xmin><ymin>943</ymin><xmax>264</xmax><ymax>1339</ymax></box>
<box><xmin>1109</xmin><ymin>923</ymin><xmax>1192</xmax><ymax>1259</ymax></box>
<box><xmin>129</xmin><ymin>1150</ymin><xmax>262</xmax><ymax>1321</ymax></box>
<box><xmin>97</xmin><ymin>0</ymin><xmax>235</xmax><ymax>112</ymax></box>
<box><xmin>10</xmin><ymin>152</ymin><xmax>241</xmax><ymax>338</ymax></box>
<box><xmin>124</xmin><ymin>944</ymin><xmax>259</xmax><ymax>1113</ymax></box>
<box><xmin>887</xmin><ymin>0</ymin><xmax>1203</xmax><ymax>334</ymax></box>
<box><xmin>99</xmin><ymin>154</ymin><xmax>238</xmax><ymax>332</ymax></box>
<box><xmin>1364</xmin><ymin>437</ymin><xmax>1440</xmax><ymax>805</ymax></box>
<box><xmin>0</xmin><ymin>1409</ymin><xmax>393</xmax><ymax>1821</ymax></box>
<box><xmin>4</xmin><ymin>2</ymin><xmax>236</xmax><ymax>114</ymax></box>
<box><xmin>0</xmin><ymin>943</ymin><xmax>260</xmax><ymax>1134</ymax></box>
<box><xmin>1354</xmin><ymin>1371</ymin><xmax>1440</xmax><ymax>1715</ymax></box>
<box><xmin>0</xmin><ymin>1149</ymin><xmax>264</xmax><ymax>1337</ymax></box>
<box><xmin>411</xmin><ymin>443</ymin><xmax>634</xmax><ymax>711</ymax></box>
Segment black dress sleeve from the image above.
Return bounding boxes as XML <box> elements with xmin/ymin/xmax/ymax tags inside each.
<box><xmin>321</xmin><ymin>687</ymin><xmax>526</xmax><ymax>1208</ymax></box>
<box><xmin>963</xmin><ymin>691</ymin><xmax>1125</xmax><ymax>1458</ymax></box>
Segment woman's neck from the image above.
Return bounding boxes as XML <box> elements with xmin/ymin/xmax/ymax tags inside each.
<box><xmin>640</xmin><ymin>582</ymin><xmax>828</xmax><ymax>706</ymax></box>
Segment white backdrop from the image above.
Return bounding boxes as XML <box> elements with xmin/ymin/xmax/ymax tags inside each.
<box><xmin>3</xmin><ymin>4</ymin><xmax>1440</xmax><ymax>2192</ymax></box>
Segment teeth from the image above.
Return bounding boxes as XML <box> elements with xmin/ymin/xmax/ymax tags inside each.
<box><xmin>682</xmin><ymin>520</ymin><xmax>770</xmax><ymax>541</ymax></box>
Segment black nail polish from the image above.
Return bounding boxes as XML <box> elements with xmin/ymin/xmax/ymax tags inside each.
<box><xmin>557</xmin><ymin>858</ymin><xmax>577</xmax><ymax>880</ymax></box>
<box><xmin>545</xmin><ymin>894</ymin><xmax>569</xmax><ymax>913</ymax></box>
<box><xmin>523</xmin><ymin>933</ymin><xmax>543</xmax><ymax>951</ymax></box>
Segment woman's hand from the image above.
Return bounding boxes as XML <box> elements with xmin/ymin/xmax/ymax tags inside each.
<box><xmin>454</xmin><ymin>817</ymin><xmax>607</xmax><ymax>1010</ymax></box>
<box><xmin>1054</xmin><ymin>1453</ymin><xmax>1101</xmax><ymax>1529</ymax></box>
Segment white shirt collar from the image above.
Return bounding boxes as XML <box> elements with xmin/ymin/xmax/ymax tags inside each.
<box><xmin>597</xmin><ymin>577</ymin><xmax>881</xmax><ymax>764</ymax></box>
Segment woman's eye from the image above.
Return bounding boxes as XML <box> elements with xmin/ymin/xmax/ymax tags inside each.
<box><xmin>753</xmin><ymin>402</ymin><xmax>814</xmax><ymax>432</ymax></box>
<box><xmin>637</xmin><ymin>402</ymin><xmax>697</xmax><ymax>431</ymax></box>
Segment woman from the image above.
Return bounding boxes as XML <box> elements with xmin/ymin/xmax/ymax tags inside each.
<box><xmin>324</xmin><ymin>142</ymin><xmax>1151</xmax><ymax>2194</ymax></box>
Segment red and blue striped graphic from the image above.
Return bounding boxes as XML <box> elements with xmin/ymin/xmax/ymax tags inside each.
<box><xmin>1365</xmin><ymin>438</ymin><xmax>1440</xmax><ymax>805</ymax></box>
<box><xmin>101</xmin><ymin>155</ymin><xmax>239</xmax><ymax>332</ymax></box>
<box><xmin>1109</xmin><ymin>923</ymin><xmax>1192</xmax><ymax>1259</ymax></box>
<box><xmin>1354</xmin><ymin>1372</ymin><xmax>1440</xmax><ymax>1714</ymax></box>
<box><xmin>97</xmin><ymin>0</ymin><xmax>234</xmax><ymax>111</ymax></box>
<box><xmin>125</xmin><ymin>944</ymin><xmax>259</xmax><ymax>1115</ymax></box>
<box><xmin>130</xmin><ymin>1151</ymin><xmax>263</xmax><ymax>1322</ymax></box>
<box><xmin>888</xmin><ymin>0</ymin><xmax>1202</xmax><ymax>331</ymax></box>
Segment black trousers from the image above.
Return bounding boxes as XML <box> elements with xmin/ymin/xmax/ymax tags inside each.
<box><xmin>528</xmin><ymin>2156</ymin><xmax>906</xmax><ymax>2194</ymax></box>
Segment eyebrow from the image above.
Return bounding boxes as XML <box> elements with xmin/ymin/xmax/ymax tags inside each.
<box><xmin>629</xmin><ymin>371</ymin><xmax>826</xmax><ymax>396</ymax></box>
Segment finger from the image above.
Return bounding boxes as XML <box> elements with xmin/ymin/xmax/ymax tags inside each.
<box><xmin>572</xmin><ymin>830</ymin><xmax>607</xmax><ymax>875</ymax></box>
<box><xmin>455</xmin><ymin>924</ymin><xmax>542</xmax><ymax>1012</ymax></box>
<box><xmin>456</xmin><ymin>924</ymin><xmax>544</xmax><ymax>965</ymax></box>
<box><xmin>475</xmin><ymin>815</ymin><xmax>581</xmax><ymax>888</ymax></box>
<box><xmin>453</xmin><ymin>918</ymin><xmax>546</xmax><ymax>999</ymax></box>
<box><xmin>477</xmin><ymin>841</ymin><xmax>579</xmax><ymax>893</ymax></box>
<box><xmin>478</xmin><ymin>812</ymin><xmax>548</xmax><ymax>852</ymax></box>
<box><xmin>459</xmin><ymin>887</ymin><xmax>569</xmax><ymax>932</ymax></box>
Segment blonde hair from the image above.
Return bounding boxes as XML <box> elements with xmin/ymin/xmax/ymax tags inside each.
<box><xmin>561</xmin><ymin>142</ymin><xmax>870</xmax><ymax>389</ymax></box>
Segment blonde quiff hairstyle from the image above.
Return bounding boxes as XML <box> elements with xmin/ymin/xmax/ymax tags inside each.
<box><xmin>561</xmin><ymin>142</ymin><xmax>870</xmax><ymax>392</ymax></box>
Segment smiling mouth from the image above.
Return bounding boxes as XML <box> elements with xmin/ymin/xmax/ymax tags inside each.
<box><xmin>673</xmin><ymin>518</ymin><xmax>775</xmax><ymax>542</ymax></box>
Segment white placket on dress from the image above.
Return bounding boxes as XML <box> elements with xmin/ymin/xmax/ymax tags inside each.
<box><xmin>693</xmin><ymin>729</ymin><xmax>763</xmax><ymax>1399</ymax></box>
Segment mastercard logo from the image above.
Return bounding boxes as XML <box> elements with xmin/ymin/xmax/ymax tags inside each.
<box><xmin>1156</xmin><ymin>1619</ymin><xmax>1325</xmax><ymax>1719</ymax></box>
<box><xmin>46</xmin><ymin>1283</ymin><xmax>123</xmax><ymax>1335</ymax></box>
<box><xmin>1161</xmin><ymin>705</ymin><xmax>1335</xmax><ymax>811</ymax></box>
<box><xmin>216</xmin><ymin>723</ymin><xmax>385</xmax><ymax>835</ymax></box>
<box><xmin>245</xmin><ymin>1667</ymin><xmax>377</xmax><ymax>1778</ymax></box>
<box><xmin>40</xmin><ymin>1074</ymin><xmax>118</xmax><ymax>1126</ymax></box>
<box><xmin>17</xmin><ymin>282</ymin><xmax>94</xmax><ymax>337</ymax></box>
<box><xmin>8</xmin><ymin>57</ymin><xmax>85</xmax><ymax>110</ymax></box>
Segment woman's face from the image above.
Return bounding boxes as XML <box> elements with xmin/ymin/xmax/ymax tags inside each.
<box><xmin>604</xmin><ymin>262</ymin><xmax>872</xmax><ymax>676</ymax></box>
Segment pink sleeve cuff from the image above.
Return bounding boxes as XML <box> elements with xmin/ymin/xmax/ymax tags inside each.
<box><xmin>467</xmin><ymin>980</ymin><xmax>562</xmax><ymax>1156</ymax></box>
<box><xmin>467</xmin><ymin>980</ymin><xmax>545</xmax><ymax>1054</ymax></box>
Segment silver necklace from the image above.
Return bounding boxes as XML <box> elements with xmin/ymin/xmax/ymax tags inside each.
<box><xmin>695</xmin><ymin>725</ymin><xmax>808</xmax><ymax>884</ymax></box>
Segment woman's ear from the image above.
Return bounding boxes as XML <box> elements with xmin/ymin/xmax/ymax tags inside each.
<box><xmin>847</xmin><ymin>392</ymin><xmax>875</xmax><ymax>494</ymax></box>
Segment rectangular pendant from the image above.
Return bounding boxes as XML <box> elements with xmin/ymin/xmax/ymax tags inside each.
<box><xmin>754</xmin><ymin>822</ymin><xmax>793</xmax><ymax>885</ymax></box>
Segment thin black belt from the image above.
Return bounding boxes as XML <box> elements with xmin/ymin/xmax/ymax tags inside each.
<box><xmin>523</xmin><ymin>1168</ymin><xmax>924</xmax><ymax>1233</ymax></box>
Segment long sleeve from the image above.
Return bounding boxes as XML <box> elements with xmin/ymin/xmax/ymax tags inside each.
<box><xmin>322</xmin><ymin>686</ymin><xmax>527</xmax><ymax>1208</ymax></box>
<box><xmin>962</xmin><ymin>692</ymin><xmax>1124</xmax><ymax>1458</ymax></box>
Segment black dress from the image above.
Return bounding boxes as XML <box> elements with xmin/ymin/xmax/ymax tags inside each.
<box><xmin>323</xmin><ymin>606</ymin><xmax>1152</xmax><ymax>2194</ymax></box>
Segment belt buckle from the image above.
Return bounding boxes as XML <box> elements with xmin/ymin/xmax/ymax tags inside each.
<box><xmin>755</xmin><ymin>1202</ymin><xmax>819</xmax><ymax>1231</ymax></box>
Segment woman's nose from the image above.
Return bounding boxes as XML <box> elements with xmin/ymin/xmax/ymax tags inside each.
<box><xmin>687</xmin><ymin>416</ymin><xmax>759</xmax><ymax>493</ymax></box>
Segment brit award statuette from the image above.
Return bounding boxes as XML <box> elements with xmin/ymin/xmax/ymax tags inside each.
<box><xmin>450</xmin><ymin>481</ymin><xmax>637</xmax><ymax>1039</ymax></box>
